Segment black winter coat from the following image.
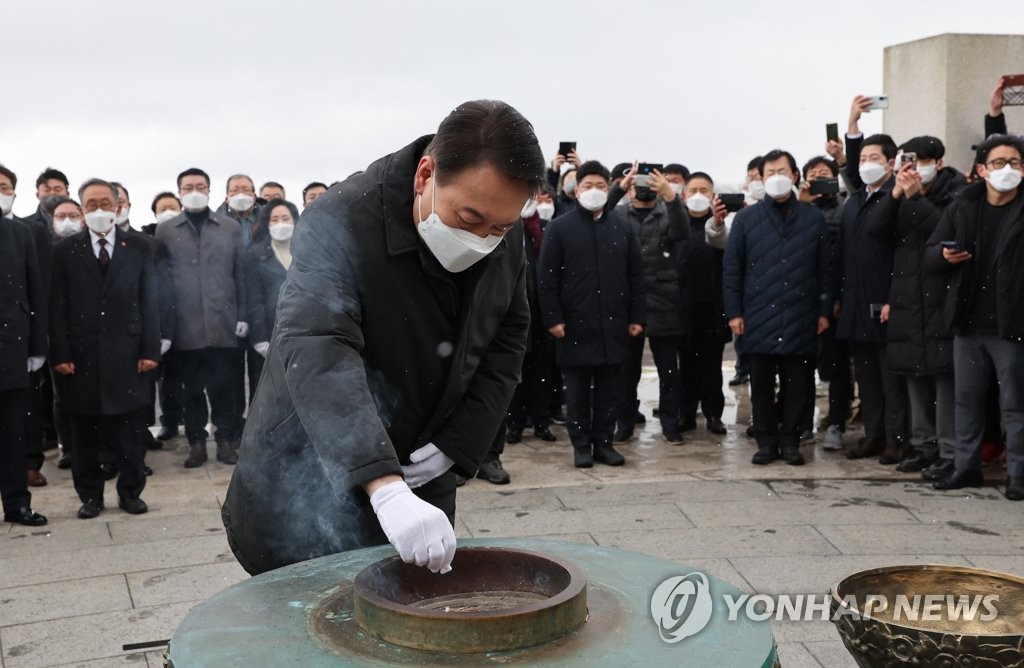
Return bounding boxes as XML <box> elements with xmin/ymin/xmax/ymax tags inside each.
<box><xmin>622</xmin><ymin>199</ymin><xmax>688</xmax><ymax>337</ymax></box>
<box><xmin>537</xmin><ymin>203</ymin><xmax>646</xmax><ymax>367</ymax></box>
<box><xmin>0</xmin><ymin>218</ymin><xmax>46</xmax><ymax>391</ymax></box>
<box><xmin>246</xmin><ymin>241</ymin><xmax>289</xmax><ymax>344</ymax></box>
<box><xmin>49</xmin><ymin>229</ymin><xmax>161</xmax><ymax>415</ymax></box>
<box><xmin>723</xmin><ymin>198</ymin><xmax>833</xmax><ymax>357</ymax></box>
<box><xmin>869</xmin><ymin>168</ymin><xmax>965</xmax><ymax>375</ymax></box>
<box><xmin>223</xmin><ymin>136</ymin><xmax>530</xmax><ymax>574</ymax></box>
<box><xmin>679</xmin><ymin>213</ymin><xmax>732</xmax><ymax>345</ymax></box>
<box><xmin>926</xmin><ymin>180</ymin><xmax>1024</xmax><ymax>342</ymax></box>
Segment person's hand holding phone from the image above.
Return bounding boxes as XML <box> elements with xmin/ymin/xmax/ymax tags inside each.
<box><xmin>648</xmin><ymin>170</ymin><xmax>676</xmax><ymax>201</ymax></box>
<box><xmin>798</xmin><ymin>180</ymin><xmax>818</xmax><ymax>203</ymax></box>
<box><xmin>991</xmin><ymin>76</ymin><xmax>1006</xmax><ymax>118</ymax></box>
<box><xmin>619</xmin><ymin>160</ymin><xmax>639</xmax><ymax>191</ymax></box>
<box><xmin>849</xmin><ymin>95</ymin><xmax>873</xmax><ymax>135</ymax></box>
<box><xmin>892</xmin><ymin>162</ymin><xmax>921</xmax><ymax>199</ymax></box>
<box><xmin>942</xmin><ymin>246</ymin><xmax>972</xmax><ymax>265</ymax></box>
<box><xmin>711</xmin><ymin>195</ymin><xmax>728</xmax><ymax>226</ymax></box>
<box><xmin>551</xmin><ymin>153</ymin><xmax>566</xmax><ymax>172</ymax></box>
<box><xmin>825</xmin><ymin>140</ymin><xmax>847</xmax><ymax>167</ymax></box>
<box><xmin>567</xmin><ymin>150</ymin><xmax>583</xmax><ymax>167</ymax></box>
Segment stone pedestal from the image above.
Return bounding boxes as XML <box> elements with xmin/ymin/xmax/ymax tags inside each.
<box><xmin>883</xmin><ymin>33</ymin><xmax>1024</xmax><ymax>174</ymax></box>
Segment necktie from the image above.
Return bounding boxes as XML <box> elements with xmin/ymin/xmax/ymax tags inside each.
<box><xmin>98</xmin><ymin>238</ymin><xmax>110</xmax><ymax>276</ymax></box>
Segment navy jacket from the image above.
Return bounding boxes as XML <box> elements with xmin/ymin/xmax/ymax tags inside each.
<box><xmin>723</xmin><ymin>197</ymin><xmax>833</xmax><ymax>357</ymax></box>
<box><xmin>538</xmin><ymin>202</ymin><xmax>645</xmax><ymax>367</ymax></box>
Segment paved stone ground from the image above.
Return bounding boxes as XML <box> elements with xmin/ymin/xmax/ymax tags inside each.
<box><xmin>2</xmin><ymin>362</ymin><xmax>1022</xmax><ymax>667</ymax></box>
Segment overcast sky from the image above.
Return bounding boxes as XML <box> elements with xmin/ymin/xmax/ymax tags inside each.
<box><xmin>3</xmin><ymin>1</ymin><xmax>1022</xmax><ymax>225</ymax></box>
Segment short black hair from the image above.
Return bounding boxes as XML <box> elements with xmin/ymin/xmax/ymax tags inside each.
<box><xmin>37</xmin><ymin>167</ymin><xmax>69</xmax><ymax>189</ymax></box>
<box><xmin>687</xmin><ymin>171</ymin><xmax>714</xmax><ymax>186</ymax></box>
<box><xmin>427</xmin><ymin>100</ymin><xmax>545</xmax><ymax>194</ymax></box>
<box><xmin>260</xmin><ymin>181</ymin><xmax>285</xmax><ymax>195</ymax></box>
<box><xmin>976</xmin><ymin>134</ymin><xmax>1024</xmax><ymax>164</ymax></box>
<box><xmin>664</xmin><ymin>163</ymin><xmax>691</xmax><ymax>180</ymax></box>
<box><xmin>151</xmin><ymin>191</ymin><xmax>181</xmax><ymax>214</ymax></box>
<box><xmin>538</xmin><ymin>183</ymin><xmax>556</xmax><ymax>199</ymax></box>
<box><xmin>302</xmin><ymin>181</ymin><xmax>328</xmax><ymax>200</ymax></box>
<box><xmin>863</xmin><ymin>134</ymin><xmax>898</xmax><ymax>161</ymax></box>
<box><xmin>746</xmin><ymin>156</ymin><xmax>763</xmax><ymax>172</ymax></box>
<box><xmin>899</xmin><ymin>136</ymin><xmax>945</xmax><ymax>161</ymax></box>
<box><xmin>52</xmin><ymin>196</ymin><xmax>82</xmax><ymax>213</ymax></box>
<box><xmin>110</xmin><ymin>181</ymin><xmax>130</xmax><ymax>202</ymax></box>
<box><xmin>575</xmin><ymin>160</ymin><xmax>611</xmax><ymax>184</ymax></box>
<box><xmin>77</xmin><ymin>177</ymin><xmax>119</xmax><ymax>203</ymax></box>
<box><xmin>611</xmin><ymin>162</ymin><xmax>632</xmax><ymax>180</ymax></box>
<box><xmin>177</xmin><ymin>167</ymin><xmax>211</xmax><ymax>189</ymax></box>
<box><xmin>758</xmin><ymin>150</ymin><xmax>800</xmax><ymax>183</ymax></box>
<box><xmin>802</xmin><ymin>156</ymin><xmax>839</xmax><ymax>179</ymax></box>
<box><xmin>256</xmin><ymin>198</ymin><xmax>300</xmax><ymax>238</ymax></box>
<box><xmin>225</xmin><ymin>173</ymin><xmax>255</xmax><ymax>191</ymax></box>
<box><xmin>0</xmin><ymin>164</ymin><xmax>16</xmax><ymax>188</ymax></box>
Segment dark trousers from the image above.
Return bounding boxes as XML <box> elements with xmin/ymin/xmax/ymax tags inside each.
<box><xmin>750</xmin><ymin>354</ymin><xmax>813</xmax><ymax>451</ymax></box>
<box><xmin>850</xmin><ymin>342</ymin><xmax>909</xmax><ymax>448</ymax></box>
<box><xmin>507</xmin><ymin>343</ymin><xmax>554</xmax><ymax>430</ymax></box>
<box><xmin>0</xmin><ymin>389</ymin><xmax>31</xmax><ymax>515</ymax></box>
<box><xmin>734</xmin><ymin>336</ymin><xmax>750</xmax><ymax>376</ymax></box>
<box><xmin>177</xmin><ymin>347</ymin><xmax>244</xmax><ymax>443</ymax></box>
<box><xmin>70</xmin><ymin>410</ymin><xmax>146</xmax><ymax>502</ymax></box>
<box><xmin>649</xmin><ymin>335</ymin><xmax>685</xmax><ymax>433</ymax></box>
<box><xmin>159</xmin><ymin>350</ymin><xmax>185</xmax><ymax>428</ymax></box>
<box><xmin>618</xmin><ymin>335</ymin><xmax>646</xmax><ymax>428</ymax></box>
<box><xmin>247</xmin><ymin>343</ymin><xmax>264</xmax><ymax>406</ymax></box>
<box><xmin>817</xmin><ymin>322</ymin><xmax>852</xmax><ymax>430</ymax></box>
<box><xmin>564</xmin><ymin>364</ymin><xmax>622</xmax><ymax>450</ymax></box>
<box><xmin>51</xmin><ymin>375</ymin><xmax>75</xmax><ymax>458</ymax></box>
<box><xmin>25</xmin><ymin>369</ymin><xmax>48</xmax><ymax>470</ymax></box>
<box><xmin>680</xmin><ymin>304</ymin><xmax>726</xmax><ymax>422</ymax></box>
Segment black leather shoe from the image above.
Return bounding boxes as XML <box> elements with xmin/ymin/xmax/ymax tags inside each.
<box><xmin>752</xmin><ymin>446</ymin><xmax>779</xmax><ymax>465</ymax></box>
<box><xmin>477</xmin><ymin>457</ymin><xmax>511</xmax><ymax>485</ymax></box>
<box><xmin>144</xmin><ymin>431</ymin><xmax>163</xmax><ymax>450</ymax></box>
<box><xmin>593</xmin><ymin>443</ymin><xmax>625</xmax><ymax>466</ymax></box>
<box><xmin>533</xmin><ymin>425</ymin><xmax>558</xmax><ymax>442</ymax></box>
<box><xmin>215</xmin><ymin>440</ymin><xmax>238</xmax><ymax>465</ymax></box>
<box><xmin>799</xmin><ymin>430</ymin><xmax>815</xmax><ymax>444</ymax></box>
<box><xmin>58</xmin><ymin>450</ymin><xmax>72</xmax><ymax>469</ymax></box>
<box><xmin>933</xmin><ymin>468</ymin><xmax>984</xmax><ymax>490</ymax></box>
<box><xmin>662</xmin><ymin>431</ymin><xmax>685</xmax><ymax>445</ymax></box>
<box><xmin>706</xmin><ymin>418</ymin><xmax>727</xmax><ymax>435</ymax></box>
<box><xmin>550</xmin><ymin>411</ymin><xmax>567</xmax><ymax>425</ymax></box>
<box><xmin>78</xmin><ymin>498</ymin><xmax>103</xmax><ymax>519</ymax></box>
<box><xmin>634</xmin><ymin>410</ymin><xmax>646</xmax><ymax>424</ymax></box>
<box><xmin>156</xmin><ymin>424</ymin><xmax>179</xmax><ymax>441</ymax></box>
<box><xmin>184</xmin><ymin>441</ymin><xmax>208</xmax><ymax>468</ymax></box>
<box><xmin>613</xmin><ymin>426</ymin><xmax>634</xmax><ymax>443</ymax></box>
<box><xmin>573</xmin><ymin>446</ymin><xmax>593</xmax><ymax>468</ymax></box>
<box><xmin>782</xmin><ymin>447</ymin><xmax>805</xmax><ymax>466</ymax></box>
<box><xmin>846</xmin><ymin>438</ymin><xmax>884</xmax><ymax>460</ymax></box>
<box><xmin>921</xmin><ymin>458</ymin><xmax>955</xmax><ymax>481</ymax></box>
<box><xmin>143</xmin><ymin>465</ymin><xmax>153</xmax><ymax>477</ymax></box>
<box><xmin>728</xmin><ymin>372</ymin><xmax>749</xmax><ymax>386</ymax></box>
<box><xmin>879</xmin><ymin>443</ymin><xmax>903</xmax><ymax>465</ymax></box>
<box><xmin>680</xmin><ymin>417</ymin><xmax>698</xmax><ymax>432</ymax></box>
<box><xmin>5</xmin><ymin>507</ymin><xmax>48</xmax><ymax>526</ymax></box>
<box><xmin>118</xmin><ymin>497</ymin><xmax>148</xmax><ymax>515</ymax></box>
<box><xmin>454</xmin><ymin>473</ymin><xmax>467</xmax><ymax>487</ymax></box>
<box><xmin>1004</xmin><ymin>478</ymin><xmax>1024</xmax><ymax>501</ymax></box>
<box><xmin>506</xmin><ymin>429</ymin><xmax>522</xmax><ymax>444</ymax></box>
<box><xmin>896</xmin><ymin>452</ymin><xmax>934</xmax><ymax>473</ymax></box>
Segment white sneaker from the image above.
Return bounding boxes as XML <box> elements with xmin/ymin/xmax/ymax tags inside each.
<box><xmin>822</xmin><ymin>424</ymin><xmax>844</xmax><ymax>450</ymax></box>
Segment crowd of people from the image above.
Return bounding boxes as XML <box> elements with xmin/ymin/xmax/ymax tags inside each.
<box><xmin>0</xmin><ymin>82</ymin><xmax>1021</xmax><ymax>530</ymax></box>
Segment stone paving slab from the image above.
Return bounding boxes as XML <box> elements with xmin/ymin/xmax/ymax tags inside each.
<box><xmin>124</xmin><ymin>562</ymin><xmax>248</xmax><ymax>609</ymax></box>
<box><xmin>460</xmin><ymin>501</ymin><xmax>693</xmax><ymax>538</ymax></box>
<box><xmin>676</xmin><ymin>498</ymin><xmax>920</xmax><ymax>528</ymax></box>
<box><xmin>0</xmin><ymin>577</ymin><xmax>131</xmax><ymax>628</ymax></box>
<box><xmin>592</xmin><ymin>525</ymin><xmax>841</xmax><ymax>561</ymax></box>
<box><xmin>815</xmin><ymin>523</ymin><xmax>1024</xmax><ymax>556</ymax></box>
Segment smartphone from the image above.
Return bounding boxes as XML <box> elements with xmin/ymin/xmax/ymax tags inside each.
<box><xmin>940</xmin><ymin>240</ymin><xmax>961</xmax><ymax>252</ymax></box>
<box><xmin>809</xmin><ymin>178</ymin><xmax>840</xmax><ymax>196</ymax></box>
<box><xmin>899</xmin><ymin>152</ymin><xmax>917</xmax><ymax>169</ymax></box>
<box><xmin>869</xmin><ymin>303</ymin><xmax>884</xmax><ymax>320</ymax></box>
<box><xmin>867</xmin><ymin>95</ymin><xmax>889</xmax><ymax>110</ymax></box>
<box><xmin>718</xmin><ymin>193</ymin><xmax>745</xmax><ymax>212</ymax></box>
<box><xmin>826</xmin><ymin>123</ymin><xmax>839</xmax><ymax>143</ymax></box>
<box><xmin>635</xmin><ymin>163</ymin><xmax>663</xmax><ymax>187</ymax></box>
<box><xmin>1003</xmin><ymin>74</ymin><xmax>1024</xmax><ymax>107</ymax></box>
<box><xmin>558</xmin><ymin>141</ymin><xmax>576</xmax><ymax>158</ymax></box>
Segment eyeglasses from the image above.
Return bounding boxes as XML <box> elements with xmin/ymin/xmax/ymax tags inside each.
<box><xmin>987</xmin><ymin>158</ymin><xmax>1023</xmax><ymax>169</ymax></box>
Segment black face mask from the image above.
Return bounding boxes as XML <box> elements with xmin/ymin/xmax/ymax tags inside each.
<box><xmin>634</xmin><ymin>186</ymin><xmax>658</xmax><ymax>202</ymax></box>
<box><xmin>41</xmin><ymin>195</ymin><xmax>62</xmax><ymax>216</ymax></box>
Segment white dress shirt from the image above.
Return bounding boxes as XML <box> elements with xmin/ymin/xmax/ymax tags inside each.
<box><xmin>89</xmin><ymin>227</ymin><xmax>116</xmax><ymax>260</ymax></box>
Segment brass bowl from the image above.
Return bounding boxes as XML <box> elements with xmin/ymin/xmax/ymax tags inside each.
<box><xmin>830</xmin><ymin>564</ymin><xmax>1024</xmax><ymax>666</ymax></box>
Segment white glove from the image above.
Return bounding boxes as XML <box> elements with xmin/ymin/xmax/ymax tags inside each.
<box><xmin>254</xmin><ymin>341</ymin><xmax>270</xmax><ymax>357</ymax></box>
<box><xmin>27</xmin><ymin>356</ymin><xmax>45</xmax><ymax>373</ymax></box>
<box><xmin>401</xmin><ymin>443</ymin><xmax>455</xmax><ymax>489</ymax></box>
<box><xmin>160</xmin><ymin>339</ymin><xmax>172</xmax><ymax>355</ymax></box>
<box><xmin>370</xmin><ymin>481</ymin><xmax>456</xmax><ymax>573</ymax></box>
<box><xmin>235</xmin><ymin>321</ymin><xmax>249</xmax><ymax>338</ymax></box>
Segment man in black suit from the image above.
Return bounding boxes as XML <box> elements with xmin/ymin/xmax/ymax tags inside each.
<box><xmin>50</xmin><ymin>178</ymin><xmax>161</xmax><ymax>518</ymax></box>
<box><xmin>0</xmin><ymin>184</ymin><xmax>48</xmax><ymax>526</ymax></box>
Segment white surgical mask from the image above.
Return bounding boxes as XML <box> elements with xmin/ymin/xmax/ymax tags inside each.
<box><xmin>562</xmin><ymin>178</ymin><xmax>577</xmax><ymax>196</ymax></box>
<box><xmin>858</xmin><ymin>161</ymin><xmax>888</xmax><ymax>187</ymax></box>
<box><xmin>268</xmin><ymin>223</ymin><xmax>294</xmax><ymax>241</ymax></box>
<box><xmin>578</xmin><ymin>188</ymin><xmax>608</xmax><ymax>212</ymax></box>
<box><xmin>670</xmin><ymin>183</ymin><xmax>684</xmax><ymax>196</ymax></box>
<box><xmin>417</xmin><ymin>176</ymin><xmax>502</xmax><ymax>273</ymax></box>
<box><xmin>54</xmin><ymin>218</ymin><xmax>82</xmax><ymax>238</ymax></box>
<box><xmin>228</xmin><ymin>193</ymin><xmax>255</xmax><ymax>212</ymax></box>
<box><xmin>84</xmin><ymin>209</ymin><xmax>115</xmax><ymax>235</ymax></box>
<box><xmin>521</xmin><ymin>199</ymin><xmax>538</xmax><ymax>218</ymax></box>
<box><xmin>536</xmin><ymin>202</ymin><xmax>555</xmax><ymax>221</ymax></box>
<box><xmin>763</xmin><ymin>175</ymin><xmax>793</xmax><ymax>199</ymax></box>
<box><xmin>747</xmin><ymin>180</ymin><xmax>766</xmax><ymax>201</ymax></box>
<box><xmin>0</xmin><ymin>193</ymin><xmax>14</xmax><ymax>215</ymax></box>
<box><xmin>181</xmin><ymin>191</ymin><xmax>209</xmax><ymax>212</ymax></box>
<box><xmin>114</xmin><ymin>205</ymin><xmax>130</xmax><ymax>226</ymax></box>
<box><xmin>916</xmin><ymin>164</ymin><xmax>937</xmax><ymax>185</ymax></box>
<box><xmin>987</xmin><ymin>164</ymin><xmax>1023</xmax><ymax>193</ymax></box>
<box><xmin>156</xmin><ymin>209</ymin><xmax>180</xmax><ymax>223</ymax></box>
<box><xmin>685</xmin><ymin>193</ymin><xmax>711</xmax><ymax>214</ymax></box>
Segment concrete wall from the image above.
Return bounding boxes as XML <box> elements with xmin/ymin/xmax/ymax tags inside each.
<box><xmin>883</xmin><ymin>33</ymin><xmax>1024</xmax><ymax>174</ymax></box>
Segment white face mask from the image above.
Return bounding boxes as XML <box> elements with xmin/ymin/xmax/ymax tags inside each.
<box><xmin>670</xmin><ymin>183</ymin><xmax>684</xmax><ymax>196</ymax></box>
<box><xmin>536</xmin><ymin>202</ymin><xmax>556</xmax><ymax>221</ymax></box>
<box><xmin>859</xmin><ymin>161</ymin><xmax>888</xmax><ymax>187</ymax></box>
<box><xmin>763</xmin><ymin>175</ymin><xmax>793</xmax><ymax>199</ymax></box>
<box><xmin>181</xmin><ymin>191</ymin><xmax>209</xmax><ymax>212</ymax></box>
<box><xmin>521</xmin><ymin>199</ymin><xmax>538</xmax><ymax>218</ymax></box>
<box><xmin>114</xmin><ymin>205</ymin><xmax>130</xmax><ymax>226</ymax></box>
<box><xmin>53</xmin><ymin>218</ymin><xmax>82</xmax><ymax>238</ymax></box>
<box><xmin>747</xmin><ymin>180</ymin><xmax>766</xmax><ymax>201</ymax></box>
<box><xmin>156</xmin><ymin>209</ymin><xmax>180</xmax><ymax>223</ymax></box>
<box><xmin>562</xmin><ymin>178</ymin><xmax>577</xmax><ymax>196</ymax></box>
<box><xmin>578</xmin><ymin>188</ymin><xmax>608</xmax><ymax>212</ymax></box>
<box><xmin>268</xmin><ymin>222</ymin><xmax>294</xmax><ymax>241</ymax></box>
<box><xmin>987</xmin><ymin>164</ymin><xmax>1023</xmax><ymax>193</ymax></box>
<box><xmin>916</xmin><ymin>164</ymin><xmax>937</xmax><ymax>185</ymax></box>
<box><xmin>685</xmin><ymin>193</ymin><xmax>711</xmax><ymax>214</ymax></box>
<box><xmin>228</xmin><ymin>193</ymin><xmax>255</xmax><ymax>213</ymax></box>
<box><xmin>85</xmin><ymin>209</ymin><xmax>115</xmax><ymax>235</ymax></box>
<box><xmin>0</xmin><ymin>193</ymin><xmax>14</xmax><ymax>215</ymax></box>
<box><xmin>416</xmin><ymin>175</ymin><xmax>503</xmax><ymax>273</ymax></box>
